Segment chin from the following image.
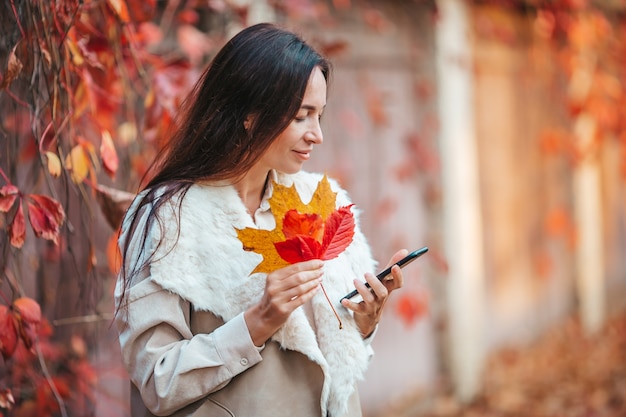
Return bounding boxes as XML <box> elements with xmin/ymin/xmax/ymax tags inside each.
<box><xmin>280</xmin><ymin>165</ymin><xmax>305</xmax><ymax>175</ymax></box>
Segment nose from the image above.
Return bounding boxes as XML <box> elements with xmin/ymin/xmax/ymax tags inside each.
<box><xmin>306</xmin><ymin>119</ymin><xmax>323</xmax><ymax>144</ymax></box>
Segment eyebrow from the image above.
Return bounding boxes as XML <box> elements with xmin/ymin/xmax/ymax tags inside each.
<box><xmin>300</xmin><ymin>104</ymin><xmax>326</xmax><ymax>111</ymax></box>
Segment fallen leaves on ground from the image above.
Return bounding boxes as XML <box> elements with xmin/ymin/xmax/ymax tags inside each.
<box><xmin>388</xmin><ymin>309</ymin><xmax>626</xmax><ymax>417</ymax></box>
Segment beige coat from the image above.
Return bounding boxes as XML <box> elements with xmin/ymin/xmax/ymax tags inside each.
<box><xmin>115</xmin><ymin>171</ymin><xmax>377</xmax><ymax>417</ymax></box>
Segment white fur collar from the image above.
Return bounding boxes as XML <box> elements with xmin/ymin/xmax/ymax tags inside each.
<box><xmin>148</xmin><ymin>171</ymin><xmax>377</xmax><ymax>417</ymax></box>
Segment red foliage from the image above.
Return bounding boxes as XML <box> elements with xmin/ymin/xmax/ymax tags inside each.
<box><xmin>395</xmin><ymin>290</ymin><xmax>429</xmax><ymax>327</ymax></box>
<box><xmin>0</xmin><ymin>298</ymin><xmax>41</xmax><ymax>360</ymax></box>
<box><xmin>0</xmin><ymin>305</ymin><xmax>19</xmax><ymax>360</ymax></box>
<box><xmin>275</xmin><ymin>205</ymin><xmax>355</xmax><ymax>263</ymax></box>
<box><xmin>0</xmin><ymin>182</ymin><xmax>67</xmax><ymax>249</ymax></box>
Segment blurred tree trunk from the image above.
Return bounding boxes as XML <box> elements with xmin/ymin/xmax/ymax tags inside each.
<box><xmin>435</xmin><ymin>0</ymin><xmax>486</xmax><ymax>403</ymax></box>
<box><xmin>567</xmin><ymin>17</ymin><xmax>606</xmax><ymax>335</ymax></box>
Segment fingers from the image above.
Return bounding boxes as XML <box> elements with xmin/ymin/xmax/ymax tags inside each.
<box><xmin>264</xmin><ymin>260</ymin><xmax>324</xmax><ymax>311</ymax></box>
<box><xmin>379</xmin><ymin>249</ymin><xmax>407</xmax><ymax>292</ymax></box>
<box><xmin>341</xmin><ymin>250</ymin><xmax>408</xmax><ymax>314</ymax></box>
<box><xmin>386</xmin><ymin>249</ymin><xmax>409</xmax><ymax>268</ymax></box>
<box><xmin>285</xmin><ymin>271</ymin><xmax>323</xmax><ymax>304</ymax></box>
<box><xmin>267</xmin><ymin>260</ymin><xmax>323</xmax><ymax>297</ymax></box>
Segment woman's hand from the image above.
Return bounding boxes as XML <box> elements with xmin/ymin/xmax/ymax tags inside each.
<box><xmin>244</xmin><ymin>260</ymin><xmax>324</xmax><ymax>346</ymax></box>
<box><xmin>340</xmin><ymin>249</ymin><xmax>407</xmax><ymax>338</ymax></box>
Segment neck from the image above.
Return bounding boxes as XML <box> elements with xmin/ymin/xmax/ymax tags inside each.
<box><xmin>235</xmin><ymin>170</ymin><xmax>270</xmax><ymax>215</ymax></box>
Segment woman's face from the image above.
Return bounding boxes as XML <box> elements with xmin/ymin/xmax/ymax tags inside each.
<box><xmin>258</xmin><ymin>66</ymin><xmax>327</xmax><ymax>175</ymax></box>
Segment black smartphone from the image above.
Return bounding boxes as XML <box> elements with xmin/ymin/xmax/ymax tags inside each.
<box><xmin>340</xmin><ymin>246</ymin><xmax>428</xmax><ymax>302</ymax></box>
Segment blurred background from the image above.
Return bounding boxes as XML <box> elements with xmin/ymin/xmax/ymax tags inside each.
<box><xmin>1</xmin><ymin>0</ymin><xmax>625</xmax><ymax>416</ymax></box>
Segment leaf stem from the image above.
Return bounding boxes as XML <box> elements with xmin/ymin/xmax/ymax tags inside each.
<box><xmin>320</xmin><ymin>283</ymin><xmax>342</xmax><ymax>329</ymax></box>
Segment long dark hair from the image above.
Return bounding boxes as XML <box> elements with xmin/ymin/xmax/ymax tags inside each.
<box><xmin>117</xmin><ymin>23</ymin><xmax>330</xmax><ymax>307</ymax></box>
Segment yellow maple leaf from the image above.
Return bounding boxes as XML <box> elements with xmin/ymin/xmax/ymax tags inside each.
<box><xmin>236</xmin><ymin>174</ymin><xmax>338</xmax><ymax>274</ymax></box>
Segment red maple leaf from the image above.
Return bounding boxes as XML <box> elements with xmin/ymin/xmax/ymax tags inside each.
<box><xmin>282</xmin><ymin>210</ymin><xmax>324</xmax><ymax>241</ymax></box>
<box><xmin>0</xmin><ymin>297</ymin><xmax>41</xmax><ymax>359</ymax></box>
<box><xmin>274</xmin><ymin>205</ymin><xmax>355</xmax><ymax>264</ymax></box>
<box><xmin>0</xmin><ymin>305</ymin><xmax>18</xmax><ymax>360</ymax></box>
<box><xmin>0</xmin><ymin>185</ymin><xmax>19</xmax><ymax>212</ymax></box>
<box><xmin>13</xmin><ymin>297</ymin><xmax>42</xmax><ymax>350</ymax></box>
<box><xmin>9</xmin><ymin>200</ymin><xmax>26</xmax><ymax>248</ymax></box>
<box><xmin>26</xmin><ymin>194</ymin><xmax>66</xmax><ymax>245</ymax></box>
<box><xmin>321</xmin><ymin>205</ymin><xmax>355</xmax><ymax>260</ymax></box>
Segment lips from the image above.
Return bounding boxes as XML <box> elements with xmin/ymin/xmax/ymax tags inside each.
<box><xmin>293</xmin><ymin>149</ymin><xmax>312</xmax><ymax>159</ymax></box>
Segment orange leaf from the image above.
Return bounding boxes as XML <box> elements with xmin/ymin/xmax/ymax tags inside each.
<box><xmin>45</xmin><ymin>152</ymin><xmax>62</xmax><ymax>177</ymax></box>
<box><xmin>66</xmin><ymin>144</ymin><xmax>91</xmax><ymax>184</ymax></box>
<box><xmin>237</xmin><ymin>175</ymin><xmax>346</xmax><ymax>273</ymax></box>
<box><xmin>237</xmin><ymin>227</ymin><xmax>289</xmax><ymax>274</ymax></box>
<box><xmin>13</xmin><ymin>297</ymin><xmax>41</xmax><ymax>325</ymax></box>
<box><xmin>282</xmin><ymin>210</ymin><xmax>324</xmax><ymax>241</ymax></box>
<box><xmin>107</xmin><ymin>232</ymin><xmax>122</xmax><ymax>274</ymax></box>
<box><xmin>9</xmin><ymin>200</ymin><xmax>25</xmax><ymax>248</ymax></box>
<box><xmin>100</xmin><ymin>130</ymin><xmax>119</xmax><ymax>178</ymax></box>
<box><xmin>13</xmin><ymin>297</ymin><xmax>41</xmax><ymax>350</ymax></box>
<box><xmin>0</xmin><ymin>185</ymin><xmax>19</xmax><ymax>212</ymax></box>
<box><xmin>26</xmin><ymin>194</ymin><xmax>65</xmax><ymax>245</ymax></box>
<box><xmin>0</xmin><ymin>305</ymin><xmax>18</xmax><ymax>359</ymax></box>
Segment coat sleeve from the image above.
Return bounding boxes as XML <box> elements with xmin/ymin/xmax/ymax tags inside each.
<box><xmin>114</xmin><ymin>202</ymin><xmax>263</xmax><ymax>416</ymax></box>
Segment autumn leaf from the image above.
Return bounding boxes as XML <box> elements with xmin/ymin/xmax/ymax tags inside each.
<box><xmin>237</xmin><ymin>175</ymin><xmax>354</xmax><ymax>329</ymax></box>
<box><xmin>13</xmin><ymin>297</ymin><xmax>42</xmax><ymax>326</ymax></box>
<box><xmin>0</xmin><ymin>305</ymin><xmax>18</xmax><ymax>359</ymax></box>
<box><xmin>275</xmin><ymin>211</ymin><xmax>325</xmax><ymax>262</ymax></box>
<box><xmin>100</xmin><ymin>130</ymin><xmax>119</xmax><ymax>178</ymax></box>
<box><xmin>26</xmin><ymin>194</ymin><xmax>66</xmax><ymax>245</ymax></box>
<box><xmin>12</xmin><ymin>297</ymin><xmax>41</xmax><ymax>350</ymax></box>
<box><xmin>66</xmin><ymin>144</ymin><xmax>91</xmax><ymax>184</ymax></box>
<box><xmin>320</xmin><ymin>205</ymin><xmax>355</xmax><ymax>259</ymax></box>
<box><xmin>236</xmin><ymin>175</ymin><xmax>352</xmax><ymax>273</ymax></box>
<box><xmin>275</xmin><ymin>206</ymin><xmax>355</xmax><ymax>263</ymax></box>
<box><xmin>45</xmin><ymin>152</ymin><xmax>62</xmax><ymax>177</ymax></box>
<box><xmin>275</xmin><ymin>235</ymin><xmax>324</xmax><ymax>264</ymax></box>
<box><xmin>282</xmin><ymin>210</ymin><xmax>325</xmax><ymax>241</ymax></box>
<box><xmin>107</xmin><ymin>232</ymin><xmax>122</xmax><ymax>274</ymax></box>
<box><xmin>9</xmin><ymin>200</ymin><xmax>26</xmax><ymax>248</ymax></box>
<box><xmin>0</xmin><ymin>185</ymin><xmax>19</xmax><ymax>212</ymax></box>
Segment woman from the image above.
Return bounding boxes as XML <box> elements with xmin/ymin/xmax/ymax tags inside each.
<box><xmin>115</xmin><ymin>23</ymin><xmax>406</xmax><ymax>417</ymax></box>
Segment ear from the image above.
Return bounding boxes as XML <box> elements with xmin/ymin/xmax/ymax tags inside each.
<box><xmin>244</xmin><ymin>115</ymin><xmax>253</xmax><ymax>131</ymax></box>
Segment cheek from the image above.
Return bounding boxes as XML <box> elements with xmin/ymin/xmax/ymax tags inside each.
<box><xmin>273</xmin><ymin>129</ymin><xmax>299</xmax><ymax>149</ymax></box>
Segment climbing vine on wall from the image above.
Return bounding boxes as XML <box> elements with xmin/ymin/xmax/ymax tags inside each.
<box><xmin>0</xmin><ymin>1</ymin><xmax>409</xmax><ymax>414</ymax></box>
